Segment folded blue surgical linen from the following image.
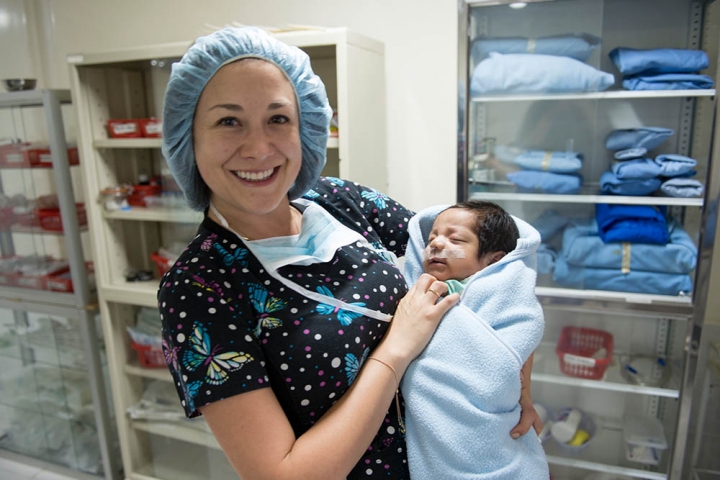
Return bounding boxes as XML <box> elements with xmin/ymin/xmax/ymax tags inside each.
<box><xmin>471</xmin><ymin>52</ymin><xmax>615</xmax><ymax>95</ymax></box>
<box><xmin>472</xmin><ymin>33</ymin><xmax>601</xmax><ymax>63</ymax></box>
<box><xmin>537</xmin><ymin>244</ymin><xmax>557</xmax><ymax>275</ymax></box>
<box><xmin>605</xmin><ymin>127</ymin><xmax>674</xmax><ymax>151</ymax></box>
<box><xmin>403</xmin><ymin>205</ymin><xmax>549</xmax><ymax>480</ymax></box>
<box><xmin>654</xmin><ymin>154</ymin><xmax>698</xmax><ymax>177</ymax></box>
<box><xmin>600</xmin><ymin>171</ymin><xmax>662</xmax><ymax>196</ymax></box>
<box><xmin>611</xmin><ymin>158</ymin><xmax>662</xmax><ymax>180</ymax></box>
<box><xmin>562</xmin><ymin>219</ymin><xmax>696</xmax><ymax>273</ymax></box>
<box><xmin>595</xmin><ymin>203</ymin><xmax>669</xmax><ymax>245</ymax></box>
<box><xmin>553</xmin><ymin>255</ymin><xmax>693</xmax><ymax>296</ymax></box>
<box><xmin>609</xmin><ymin>48</ymin><xmax>709</xmax><ymax>76</ymax></box>
<box><xmin>615</xmin><ymin>147</ymin><xmax>648</xmax><ymax>160</ymax></box>
<box><xmin>531</xmin><ymin>209</ymin><xmax>569</xmax><ymax>242</ymax></box>
<box><xmin>507</xmin><ymin>170</ymin><xmax>582</xmax><ymax>194</ymax></box>
<box><xmin>661</xmin><ymin>178</ymin><xmax>704</xmax><ymax>198</ymax></box>
<box><xmin>495</xmin><ymin>145</ymin><xmax>583</xmax><ymax>173</ymax></box>
<box><xmin>623</xmin><ymin>73</ymin><xmax>714</xmax><ymax>91</ymax></box>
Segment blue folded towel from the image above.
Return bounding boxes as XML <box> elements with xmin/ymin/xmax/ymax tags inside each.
<box><xmin>562</xmin><ymin>219</ymin><xmax>696</xmax><ymax>273</ymax></box>
<box><xmin>605</xmin><ymin>127</ymin><xmax>674</xmax><ymax>151</ymax></box>
<box><xmin>531</xmin><ymin>209</ymin><xmax>569</xmax><ymax>242</ymax></box>
<box><xmin>609</xmin><ymin>48</ymin><xmax>710</xmax><ymax>76</ymax></box>
<box><xmin>600</xmin><ymin>171</ymin><xmax>662</xmax><ymax>196</ymax></box>
<box><xmin>553</xmin><ymin>255</ymin><xmax>693</xmax><ymax>296</ymax></box>
<box><xmin>403</xmin><ymin>205</ymin><xmax>549</xmax><ymax>480</ymax></box>
<box><xmin>614</xmin><ymin>147</ymin><xmax>648</xmax><ymax>160</ymax></box>
<box><xmin>471</xmin><ymin>52</ymin><xmax>614</xmax><ymax>95</ymax></box>
<box><xmin>537</xmin><ymin>244</ymin><xmax>557</xmax><ymax>275</ymax></box>
<box><xmin>623</xmin><ymin>73</ymin><xmax>714</xmax><ymax>91</ymax></box>
<box><xmin>654</xmin><ymin>154</ymin><xmax>698</xmax><ymax>177</ymax></box>
<box><xmin>661</xmin><ymin>178</ymin><xmax>704</xmax><ymax>197</ymax></box>
<box><xmin>495</xmin><ymin>145</ymin><xmax>583</xmax><ymax>173</ymax></box>
<box><xmin>507</xmin><ymin>170</ymin><xmax>582</xmax><ymax>194</ymax></box>
<box><xmin>472</xmin><ymin>33</ymin><xmax>601</xmax><ymax>63</ymax></box>
<box><xmin>611</xmin><ymin>158</ymin><xmax>663</xmax><ymax>180</ymax></box>
<box><xmin>595</xmin><ymin>203</ymin><xmax>669</xmax><ymax>245</ymax></box>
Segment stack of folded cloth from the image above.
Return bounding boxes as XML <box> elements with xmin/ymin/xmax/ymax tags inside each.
<box><xmin>600</xmin><ymin>127</ymin><xmax>704</xmax><ymax>197</ymax></box>
<box><xmin>497</xmin><ymin>145</ymin><xmax>583</xmax><ymax>194</ymax></box>
<box><xmin>609</xmin><ymin>47</ymin><xmax>714</xmax><ymax>91</ymax></box>
<box><xmin>553</xmin><ymin>204</ymin><xmax>696</xmax><ymax>296</ymax></box>
<box><xmin>530</xmin><ymin>209</ymin><xmax>570</xmax><ymax>276</ymax></box>
<box><xmin>470</xmin><ymin>33</ymin><xmax>615</xmax><ymax>95</ymax></box>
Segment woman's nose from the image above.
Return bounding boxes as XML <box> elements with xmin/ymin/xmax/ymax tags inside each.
<box><xmin>240</xmin><ymin>127</ymin><xmax>274</xmax><ymax>160</ymax></box>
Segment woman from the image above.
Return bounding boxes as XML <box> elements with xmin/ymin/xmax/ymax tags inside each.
<box><xmin>159</xmin><ymin>26</ymin><xmax>538</xmax><ymax>479</ymax></box>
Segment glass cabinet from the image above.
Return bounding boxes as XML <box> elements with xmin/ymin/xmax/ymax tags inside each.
<box><xmin>458</xmin><ymin>1</ymin><xmax>720</xmax><ymax>479</ymax></box>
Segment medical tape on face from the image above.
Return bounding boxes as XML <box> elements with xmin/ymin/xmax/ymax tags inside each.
<box><xmin>423</xmin><ymin>248</ymin><xmax>466</xmax><ymax>261</ymax></box>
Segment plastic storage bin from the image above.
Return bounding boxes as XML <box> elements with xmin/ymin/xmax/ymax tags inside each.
<box><xmin>130</xmin><ymin>341</ymin><xmax>166</xmax><ymax>368</ymax></box>
<box><xmin>554</xmin><ymin>407</ymin><xmax>597</xmax><ymax>455</ymax></box>
<box><xmin>556</xmin><ymin>326</ymin><xmax>614</xmax><ymax>379</ymax></box>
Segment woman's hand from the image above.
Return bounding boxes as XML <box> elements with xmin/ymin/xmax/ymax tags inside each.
<box><xmin>377</xmin><ymin>273</ymin><xmax>459</xmax><ymax>367</ymax></box>
<box><xmin>511</xmin><ymin>353</ymin><xmax>543</xmax><ymax>438</ymax></box>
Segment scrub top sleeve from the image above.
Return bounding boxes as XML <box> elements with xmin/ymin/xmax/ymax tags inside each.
<box><xmin>159</xmin><ymin>271</ymin><xmax>269</xmax><ymax>418</ymax></box>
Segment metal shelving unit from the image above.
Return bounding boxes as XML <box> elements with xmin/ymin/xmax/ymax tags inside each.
<box><xmin>0</xmin><ymin>89</ymin><xmax>120</xmax><ymax>479</ymax></box>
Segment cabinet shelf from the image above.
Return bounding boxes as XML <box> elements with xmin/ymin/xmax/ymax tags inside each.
<box><xmin>131</xmin><ymin>419</ymin><xmax>219</xmax><ymax>450</ymax></box>
<box><xmin>536</xmin><ymin>286</ymin><xmax>692</xmax><ymax>311</ymax></box>
<box><xmin>125</xmin><ymin>360</ymin><xmax>172</xmax><ymax>382</ymax></box>
<box><xmin>533</xmin><ymin>343</ymin><xmax>680</xmax><ymax>398</ymax></box>
<box><xmin>102</xmin><ymin>207</ymin><xmax>203</xmax><ymax>224</ymax></box>
<box><xmin>2</xmin><ymin>225</ymin><xmax>88</xmax><ymax>235</ymax></box>
<box><xmin>471</xmin><ymin>88</ymin><xmax>716</xmax><ymax>103</ymax></box>
<box><xmin>102</xmin><ymin>281</ymin><xmax>158</xmax><ymax>307</ymax></box>
<box><xmin>469</xmin><ymin>188</ymin><xmax>704</xmax><ymax>207</ymax></box>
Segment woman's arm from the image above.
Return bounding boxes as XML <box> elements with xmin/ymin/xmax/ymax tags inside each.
<box><xmin>201</xmin><ymin>274</ymin><xmax>459</xmax><ymax>480</ymax></box>
<box><xmin>511</xmin><ymin>352</ymin><xmax>543</xmax><ymax>438</ymax></box>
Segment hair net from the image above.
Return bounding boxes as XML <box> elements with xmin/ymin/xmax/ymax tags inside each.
<box><xmin>162</xmin><ymin>26</ymin><xmax>332</xmax><ymax>211</ymax></box>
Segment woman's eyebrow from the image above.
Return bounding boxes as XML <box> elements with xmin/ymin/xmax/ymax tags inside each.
<box><xmin>208</xmin><ymin>103</ymin><xmax>243</xmax><ymax>112</ymax></box>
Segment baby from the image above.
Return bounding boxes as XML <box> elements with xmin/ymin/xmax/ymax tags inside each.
<box><xmin>401</xmin><ymin>200</ymin><xmax>549</xmax><ymax>480</ymax></box>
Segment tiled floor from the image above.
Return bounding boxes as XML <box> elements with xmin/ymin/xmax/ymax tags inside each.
<box><xmin>0</xmin><ymin>453</ymin><xmax>94</xmax><ymax>480</ymax></box>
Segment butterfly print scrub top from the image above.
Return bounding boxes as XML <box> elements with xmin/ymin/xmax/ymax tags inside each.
<box><xmin>159</xmin><ymin>177</ymin><xmax>414</xmax><ymax>478</ymax></box>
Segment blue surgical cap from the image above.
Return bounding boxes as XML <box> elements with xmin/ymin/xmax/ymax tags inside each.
<box><xmin>162</xmin><ymin>26</ymin><xmax>332</xmax><ymax>211</ymax></box>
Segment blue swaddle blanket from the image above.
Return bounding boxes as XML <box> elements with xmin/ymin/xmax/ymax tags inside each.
<box><xmin>611</xmin><ymin>158</ymin><xmax>662</xmax><ymax>180</ymax></box>
<box><xmin>495</xmin><ymin>145</ymin><xmax>583</xmax><ymax>173</ymax></box>
<box><xmin>471</xmin><ymin>33</ymin><xmax>601</xmax><ymax>63</ymax></box>
<box><xmin>609</xmin><ymin>48</ymin><xmax>709</xmax><ymax>76</ymax></box>
<box><xmin>623</xmin><ymin>73</ymin><xmax>714</xmax><ymax>91</ymax></box>
<box><xmin>507</xmin><ymin>170</ymin><xmax>582</xmax><ymax>194</ymax></box>
<box><xmin>553</xmin><ymin>255</ymin><xmax>693</xmax><ymax>296</ymax></box>
<box><xmin>562</xmin><ymin>219</ymin><xmax>696</xmax><ymax>273</ymax></box>
<box><xmin>661</xmin><ymin>178</ymin><xmax>704</xmax><ymax>197</ymax></box>
<box><xmin>605</xmin><ymin>127</ymin><xmax>674</xmax><ymax>151</ymax></box>
<box><xmin>471</xmin><ymin>52</ymin><xmax>614</xmax><ymax>95</ymax></box>
<box><xmin>595</xmin><ymin>203</ymin><xmax>669</xmax><ymax>245</ymax></box>
<box><xmin>654</xmin><ymin>154</ymin><xmax>698</xmax><ymax>177</ymax></box>
<box><xmin>402</xmin><ymin>205</ymin><xmax>548</xmax><ymax>480</ymax></box>
<box><xmin>600</xmin><ymin>171</ymin><xmax>662</xmax><ymax>196</ymax></box>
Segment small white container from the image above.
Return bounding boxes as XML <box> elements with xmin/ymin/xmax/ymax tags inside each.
<box><xmin>623</xmin><ymin>414</ymin><xmax>668</xmax><ymax>466</ymax></box>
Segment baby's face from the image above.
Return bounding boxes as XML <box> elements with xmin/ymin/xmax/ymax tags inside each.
<box><xmin>423</xmin><ymin>208</ymin><xmax>487</xmax><ymax>282</ymax></box>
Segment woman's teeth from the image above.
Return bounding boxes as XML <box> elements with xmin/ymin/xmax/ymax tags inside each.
<box><xmin>235</xmin><ymin>168</ymin><xmax>274</xmax><ymax>181</ymax></box>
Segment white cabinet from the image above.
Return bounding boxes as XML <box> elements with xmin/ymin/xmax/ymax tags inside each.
<box><xmin>68</xmin><ymin>28</ymin><xmax>387</xmax><ymax>480</ymax></box>
<box><xmin>458</xmin><ymin>1</ymin><xmax>719</xmax><ymax>479</ymax></box>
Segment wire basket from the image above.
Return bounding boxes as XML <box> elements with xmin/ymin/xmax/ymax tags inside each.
<box><xmin>556</xmin><ymin>327</ymin><xmax>613</xmax><ymax>380</ymax></box>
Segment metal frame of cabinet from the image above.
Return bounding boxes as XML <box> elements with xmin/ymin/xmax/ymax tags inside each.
<box><xmin>458</xmin><ymin>1</ymin><xmax>720</xmax><ymax>479</ymax></box>
<box><xmin>0</xmin><ymin>89</ymin><xmax>120</xmax><ymax>479</ymax></box>
<box><xmin>68</xmin><ymin>28</ymin><xmax>387</xmax><ymax>480</ymax></box>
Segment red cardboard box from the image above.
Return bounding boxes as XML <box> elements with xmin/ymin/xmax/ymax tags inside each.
<box><xmin>107</xmin><ymin>119</ymin><xmax>142</xmax><ymax>138</ymax></box>
<box><xmin>138</xmin><ymin>118</ymin><xmax>162</xmax><ymax>138</ymax></box>
<box><xmin>0</xmin><ymin>143</ymin><xmax>80</xmax><ymax>168</ymax></box>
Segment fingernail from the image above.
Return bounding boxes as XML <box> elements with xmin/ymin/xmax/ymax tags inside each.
<box><xmin>511</xmin><ymin>432</ymin><xmax>520</xmax><ymax>439</ymax></box>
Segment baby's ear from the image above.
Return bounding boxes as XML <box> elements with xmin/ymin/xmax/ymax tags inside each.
<box><xmin>486</xmin><ymin>251</ymin><xmax>506</xmax><ymax>265</ymax></box>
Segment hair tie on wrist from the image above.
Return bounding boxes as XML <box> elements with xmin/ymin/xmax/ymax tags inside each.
<box><xmin>367</xmin><ymin>357</ymin><xmax>405</xmax><ymax>434</ymax></box>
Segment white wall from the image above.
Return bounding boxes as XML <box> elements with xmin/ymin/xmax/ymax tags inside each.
<box><xmin>1</xmin><ymin>0</ymin><xmax>459</xmax><ymax>211</ymax></box>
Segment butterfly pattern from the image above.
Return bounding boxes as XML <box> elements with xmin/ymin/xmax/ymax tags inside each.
<box><xmin>158</xmin><ymin>177</ymin><xmax>413</xmax><ymax>477</ymax></box>
<box><xmin>249</xmin><ymin>283</ymin><xmax>288</xmax><ymax>337</ymax></box>
<box><xmin>345</xmin><ymin>347</ymin><xmax>370</xmax><ymax>385</ymax></box>
<box><xmin>182</xmin><ymin>322</ymin><xmax>254</xmax><ymax>385</ymax></box>
<box><xmin>314</xmin><ymin>285</ymin><xmax>366</xmax><ymax>326</ymax></box>
<box><xmin>213</xmin><ymin>243</ymin><xmax>248</xmax><ymax>267</ymax></box>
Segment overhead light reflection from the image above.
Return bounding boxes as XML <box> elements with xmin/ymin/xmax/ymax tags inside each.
<box><xmin>509</xmin><ymin>2</ymin><xmax>528</xmax><ymax>9</ymax></box>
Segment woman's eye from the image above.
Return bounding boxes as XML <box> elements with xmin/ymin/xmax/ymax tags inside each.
<box><xmin>270</xmin><ymin>115</ymin><xmax>290</xmax><ymax>124</ymax></box>
<box><xmin>217</xmin><ymin>117</ymin><xmax>239</xmax><ymax>127</ymax></box>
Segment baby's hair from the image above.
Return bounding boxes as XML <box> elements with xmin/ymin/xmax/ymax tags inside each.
<box><xmin>445</xmin><ymin>201</ymin><xmax>519</xmax><ymax>259</ymax></box>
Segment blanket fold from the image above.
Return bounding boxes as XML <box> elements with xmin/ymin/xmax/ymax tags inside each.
<box><xmin>402</xmin><ymin>205</ymin><xmax>548</xmax><ymax>480</ymax></box>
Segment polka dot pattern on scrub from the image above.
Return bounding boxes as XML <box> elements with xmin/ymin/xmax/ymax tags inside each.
<box><xmin>159</xmin><ymin>177</ymin><xmax>414</xmax><ymax>478</ymax></box>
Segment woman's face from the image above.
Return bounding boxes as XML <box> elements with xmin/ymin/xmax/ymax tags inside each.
<box><xmin>423</xmin><ymin>208</ymin><xmax>487</xmax><ymax>282</ymax></box>
<box><xmin>193</xmin><ymin>59</ymin><xmax>302</xmax><ymax>219</ymax></box>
